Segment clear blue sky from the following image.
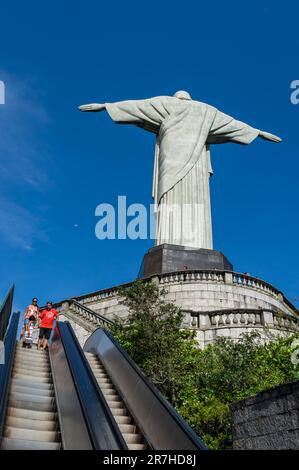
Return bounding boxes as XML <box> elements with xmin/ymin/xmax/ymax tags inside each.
<box><xmin>0</xmin><ymin>1</ymin><xmax>298</xmax><ymax>313</ymax></box>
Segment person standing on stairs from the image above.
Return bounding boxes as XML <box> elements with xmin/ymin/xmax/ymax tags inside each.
<box><xmin>21</xmin><ymin>297</ymin><xmax>39</xmax><ymax>339</ymax></box>
<box><xmin>37</xmin><ymin>301</ymin><xmax>58</xmax><ymax>350</ymax></box>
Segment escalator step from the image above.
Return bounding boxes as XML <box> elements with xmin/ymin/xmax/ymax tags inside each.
<box><xmin>101</xmin><ymin>390</ymin><xmax>118</xmax><ymax>397</ymax></box>
<box><xmin>14</xmin><ymin>360</ymin><xmax>51</xmax><ymax>372</ymax></box>
<box><xmin>114</xmin><ymin>415</ymin><xmax>131</xmax><ymax>424</ymax></box>
<box><xmin>9</xmin><ymin>391</ymin><xmax>55</xmax><ymax>405</ymax></box>
<box><xmin>12</xmin><ymin>373</ymin><xmax>52</xmax><ymax>384</ymax></box>
<box><xmin>6</xmin><ymin>406</ymin><xmax>57</xmax><ymax>422</ymax></box>
<box><xmin>111</xmin><ymin>407</ymin><xmax>128</xmax><ymax>416</ymax></box>
<box><xmin>8</xmin><ymin>398</ymin><xmax>56</xmax><ymax>413</ymax></box>
<box><xmin>10</xmin><ymin>378</ymin><xmax>53</xmax><ymax>391</ymax></box>
<box><xmin>15</xmin><ymin>351</ymin><xmax>48</xmax><ymax>359</ymax></box>
<box><xmin>15</xmin><ymin>349</ymin><xmax>48</xmax><ymax>357</ymax></box>
<box><xmin>11</xmin><ymin>385</ymin><xmax>54</xmax><ymax>398</ymax></box>
<box><xmin>1</xmin><ymin>437</ymin><xmax>61</xmax><ymax>450</ymax></box>
<box><xmin>6</xmin><ymin>416</ymin><xmax>58</xmax><ymax>432</ymax></box>
<box><xmin>122</xmin><ymin>433</ymin><xmax>142</xmax><ymax>444</ymax></box>
<box><xmin>119</xmin><ymin>424</ymin><xmax>136</xmax><ymax>433</ymax></box>
<box><xmin>106</xmin><ymin>400</ymin><xmax>125</xmax><ymax>409</ymax></box>
<box><xmin>4</xmin><ymin>426</ymin><xmax>59</xmax><ymax>442</ymax></box>
<box><xmin>129</xmin><ymin>443</ymin><xmax>147</xmax><ymax>450</ymax></box>
<box><xmin>13</xmin><ymin>367</ymin><xmax>51</xmax><ymax>379</ymax></box>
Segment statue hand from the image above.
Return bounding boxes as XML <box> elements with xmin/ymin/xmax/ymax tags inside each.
<box><xmin>78</xmin><ymin>103</ymin><xmax>106</xmax><ymax>112</ymax></box>
<box><xmin>259</xmin><ymin>130</ymin><xmax>282</xmax><ymax>143</ymax></box>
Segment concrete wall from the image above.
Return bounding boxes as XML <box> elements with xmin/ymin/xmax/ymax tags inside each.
<box><xmin>231</xmin><ymin>380</ymin><xmax>299</xmax><ymax>449</ymax></box>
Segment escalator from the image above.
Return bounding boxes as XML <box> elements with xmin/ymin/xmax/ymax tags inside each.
<box><xmin>0</xmin><ymin>288</ymin><xmax>207</xmax><ymax>451</ymax></box>
<box><xmin>84</xmin><ymin>329</ymin><xmax>207</xmax><ymax>450</ymax></box>
<box><xmin>1</xmin><ymin>344</ymin><xmax>61</xmax><ymax>450</ymax></box>
<box><xmin>85</xmin><ymin>352</ymin><xmax>146</xmax><ymax>450</ymax></box>
<box><xmin>0</xmin><ymin>308</ymin><xmax>126</xmax><ymax>450</ymax></box>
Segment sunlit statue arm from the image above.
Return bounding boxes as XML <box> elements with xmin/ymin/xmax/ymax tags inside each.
<box><xmin>78</xmin><ymin>103</ymin><xmax>106</xmax><ymax>112</ymax></box>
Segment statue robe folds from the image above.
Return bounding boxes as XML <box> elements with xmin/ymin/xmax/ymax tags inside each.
<box><xmin>105</xmin><ymin>96</ymin><xmax>259</xmax><ymax>249</ymax></box>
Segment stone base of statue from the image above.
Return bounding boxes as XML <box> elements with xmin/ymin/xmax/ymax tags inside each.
<box><xmin>138</xmin><ymin>244</ymin><xmax>233</xmax><ymax>278</ymax></box>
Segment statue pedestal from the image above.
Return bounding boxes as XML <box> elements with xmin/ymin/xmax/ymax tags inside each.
<box><xmin>138</xmin><ymin>244</ymin><xmax>233</xmax><ymax>278</ymax></box>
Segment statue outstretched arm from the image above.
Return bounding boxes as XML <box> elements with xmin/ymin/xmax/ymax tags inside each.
<box><xmin>78</xmin><ymin>103</ymin><xmax>106</xmax><ymax>112</ymax></box>
<box><xmin>258</xmin><ymin>130</ymin><xmax>282</xmax><ymax>143</ymax></box>
<box><xmin>207</xmin><ymin>108</ymin><xmax>282</xmax><ymax>145</ymax></box>
<box><xmin>78</xmin><ymin>97</ymin><xmax>172</xmax><ymax>133</ymax></box>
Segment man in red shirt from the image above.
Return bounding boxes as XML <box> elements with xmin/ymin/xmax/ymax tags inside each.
<box><xmin>38</xmin><ymin>301</ymin><xmax>58</xmax><ymax>350</ymax></box>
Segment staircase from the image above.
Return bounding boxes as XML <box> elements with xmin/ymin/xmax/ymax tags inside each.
<box><xmin>85</xmin><ymin>352</ymin><xmax>147</xmax><ymax>450</ymax></box>
<box><xmin>1</xmin><ymin>343</ymin><xmax>61</xmax><ymax>450</ymax></box>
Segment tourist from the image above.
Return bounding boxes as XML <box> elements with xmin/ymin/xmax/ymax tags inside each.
<box><xmin>37</xmin><ymin>301</ymin><xmax>58</xmax><ymax>350</ymax></box>
<box><xmin>21</xmin><ymin>297</ymin><xmax>39</xmax><ymax>339</ymax></box>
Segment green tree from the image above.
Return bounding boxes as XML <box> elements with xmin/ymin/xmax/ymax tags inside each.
<box><xmin>111</xmin><ymin>280</ymin><xmax>197</xmax><ymax>405</ymax></box>
<box><xmin>110</xmin><ymin>280</ymin><xmax>299</xmax><ymax>449</ymax></box>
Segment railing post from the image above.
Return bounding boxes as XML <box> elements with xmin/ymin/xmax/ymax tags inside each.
<box><xmin>261</xmin><ymin>310</ymin><xmax>274</xmax><ymax>326</ymax></box>
<box><xmin>199</xmin><ymin>313</ymin><xmax>211</xmax><ymax>330</ymax></box>
<box><xmin>61</xmin><ymin>301</ymin><xmax>70</xmax><ymax>312</ymax></box>
<box><xmin>224</xmin><ymin>272</ymin><xmax>233</xmax><ymax>284</ymax></box>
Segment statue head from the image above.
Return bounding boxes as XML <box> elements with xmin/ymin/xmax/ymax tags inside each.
<box><xmin>173</xmin><ymin>90</ymin><xmax>192</xmax><ymax>100</ymax></box>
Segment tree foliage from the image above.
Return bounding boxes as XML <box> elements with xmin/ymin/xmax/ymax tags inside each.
<box><xmin>111</xmin><ymin>280</ymin><xmax>299</xmax><ymax>449</ymax></box>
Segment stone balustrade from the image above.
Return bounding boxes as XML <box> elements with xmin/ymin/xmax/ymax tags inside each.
<box><xmin>57</xmin><ymin>270</ymin><xmax>296</xmax><ymax>315</ymax></box>
<box><xmin>188</xmin><ymin>308</ymin><xmax>299</xmax><ymax>332</ymax></box>
<box><xmin>58</xmin><ymin>299</ymin><xmax>113</xmax><ymax>330</ymax></box>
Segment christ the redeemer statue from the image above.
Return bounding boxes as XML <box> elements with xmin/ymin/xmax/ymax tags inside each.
<box><xmin>79</xmin><ymin>91</ymin><xmax>281</xmax><ymax>249</ymax></box>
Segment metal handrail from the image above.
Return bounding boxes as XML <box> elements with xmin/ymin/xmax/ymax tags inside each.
<box><xmin>0</xmin><ymin>312</ymin><xmax>19</xmax><ymax>445</ymax></box>
<box><xmin>59</xmin><ymin>321</ymin><xmax>127</xmax><ymax>449</ymax></box>
<box><xmin>0</xmin><ymin>286</ymin><xmax>15</xmax><ymax>342</ymax></box>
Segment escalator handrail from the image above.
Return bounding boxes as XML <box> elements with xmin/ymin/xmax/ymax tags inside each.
<box><xmin>0</xmin><ymin>285</ymin><xmax>15</xmax><ymax>342</ymax></box>
<box><xmin>97</xmin><ymin>328</ymin><xmax>207</xmax><ymax>450</ymax></box>
<box><xmin>58</xmin><ymin>322</ymin><xmax>128</xmax><ymax>450</ymax></box>
<box><xmin>0</xmin><ymin>312</ymin><xmax>19</xmax><ymax>445</ymax></box>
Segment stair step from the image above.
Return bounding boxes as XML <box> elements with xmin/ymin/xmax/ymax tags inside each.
<box><xmin>92</xmin><ymin>366</ymin><xmax>107</xmax><ymax>373</ymax></box>
<box><xmin>129</xmin><ymin>443</ymin><xmax>147</xmax><ymax>450</ymax></box>
<box><xmin>102</xmin><ymin>395</ymin><xmax>121</xmax><ymax>403</ymax></box>
<box><xmin>1</xmin><ymin>437</ymin><xmax>61</xmax><ymax>450</ymax></box>
<box><xmin>6</xmin><ymin>416</ymin><xmax>57</xmax><ymax>431</ymax></box>
<box><xmin>6</xmin><ymin>406</ymin><xmax>57</xmax><ymax>422</ymax></box>
<box><xmin>13</xmin><ymin>364</ymin><xmax>51</xmax><ymax>374</ymax></box>
<box><xmin>4</xmin><ymin>426</ymin><xmax>58</xmax><ymax>443</ymax></box>
<box><xmin>101</xmin><ymin>390</ymin><xmax>118</xmax><ymax>397</ymax></box>
<box><xmin>13</xmin><ymin>368</ymin><xmax>50</xmax><ymax>379</ymax></box>
<box><xmin>9</xmin><ymin>391</ymin><xmax>55</xmax><ymax>405</ymax></box>
<box><xmin>123</xmin><ymin>433</ymin><xmax>142</xmax><ymax>444</ymax></box>
<box><xmin>94</xmin><ymin>377</ymin><xmax>110</xmax><ymax>384</ymax></box>
<box><xmin>92</xmin><ymin>371</ymin><xmax>108</xmax><ymax>377</ymax></box>
<box><xmin>91</xmin><ymin>364</ymin><xmax>105</xmax><ymax>370</ymax></box>
<box><xmin>114</xmin><ymin>415</ymin><xmax>131</xmax><ymax>424</ymax></box>
<box><xmin>98</xmin><ymin>386</ymin><xmax>115</xmax><ymax>392</ymax></box>
<box><xmin>15</xmin><ymin>349</ymin><xmax>48</xmax><ymax>358</ymax></box>
<box><xmin>14</xmin><ymin>358</ymin><xmax>50</xmax><ymax>371</ymax></box>
<box><xmin>14</xmin><ymin>355</ymin><xmax>49</xmax><ymax>366</ymax></box>
<box><xmin>11</xmin><ymin>378</ymin><xmax>53</xmax><ymax>391</ymax></box>
<box><xmin>119</xmin><ymin>424</ymin><xmax>136</xmax><ymax>434</ymax></box>
<box><xmin>106</xmin><ymin>401</ymin><xmax>125</xmax><ymax>409</ymax></box>
<box><xmin>9</xmin><ymin>397</ymin><xmax>56</xmax><ymax>413</ymax></box>
<box><xmin>12</xmin><ymin>373</ymin><xmax>51</xmax><ymax>384</ymax></box>
<box><xmin>10</xmin><ymin>385</ymin><xmax>54</xmax><ymax>398</ymax></box>
<box><xmin>111</xmin><ymin>408</ymin><xmax>127</xmax><ymax>416</ymax></box>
